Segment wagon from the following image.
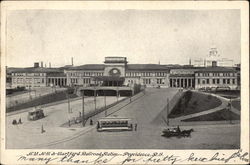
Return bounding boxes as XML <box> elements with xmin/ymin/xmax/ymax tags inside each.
<box><xmin>27</xmin><ymin>109</ymin><xmax>45</xmax><ymax>121</ymax></box>
<box><xmin>162</xmin><ymin>127</ymin><xmax>194</xmax><ymax>138</ymax></box>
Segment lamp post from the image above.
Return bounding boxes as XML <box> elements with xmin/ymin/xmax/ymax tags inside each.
<box><xmin>229</xmin><ymin>97</ymin><xmax>232</xmax><ymax>124</ymax></box>
<box><xmin>67</xmin><ymin>89</ymin><xmax>71</xmax><ymax>113</ymax></box>
<box><xmin>166</xmin><ymin>98</ymin><xmax>169</xmax><ymax>126</ymax></box>
<box><xmin>117</xmin><ymin>80</ymin><xmax>119</xmax><ymax>102</ymax></box>
<box><xmin>94</xmin><ymin>81</ymin><xmax>96</xmax><ymax>111</ymax></box>
<box><xmin>104</xmin><ymin>90</ymin><xmax>107</xmax><ymax>117</ymax></box>
<box><xmin>82</xmin><ymin>90</ymin><xmax>85</xmax><ymax>127</ymax></box>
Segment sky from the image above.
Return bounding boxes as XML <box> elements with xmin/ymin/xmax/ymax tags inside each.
<box><xmin>6</xmin><ymin>9</ymin><xmax>241</xmax><ymax>67</ymax></box>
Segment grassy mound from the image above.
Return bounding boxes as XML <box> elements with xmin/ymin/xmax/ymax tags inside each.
<box><xmin>210</xmin><ymin>90</ymin><xmax>240</xmax><ymax>99</ymax></box>
<box><xmin>182</xmin><ymin>109</ymin><xmax>240</xmax><ymax>122</ymax></box>
<box><xmin>232</xmin><ymin>100</ymin><xmax>241</xmax><ymax>111</ymax></box>
<box><xmin>7</xmin><ymin>91</ymin><xmax>78</xmax><ymax>113</ymax></box>
<box><xmin>169</xmin><ymin>91</ymin><xmax>221</xmax><ymax>118</ymax></box>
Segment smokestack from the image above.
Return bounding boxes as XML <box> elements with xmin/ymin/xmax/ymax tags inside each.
<box><xmin>41</xmin><ymin>61</ymin><xmax>43</xmax><ymax>68</ymax></box>
<box><xmin>49</xmin><ymin>62</ymin><xmax>51</xmax><ymax>68</ymax></box>
<box><xmin>189</xmin><ymin>58</ymin><xmax>191</xmax><ymax>65</ymax></box>
<box><xmin>212</xmin><ymin>61</ymin><xmax>217</xmax><ymax>67</ymax></box>
<box><xmin>71</xmin><ymin>57</ymin><xmax>74</xmax><ymax>66</ymax></box>
<box><xmin>34</xmin><ymin>62</ymin><xmax>39</xmax><ymax>68</ymax></box>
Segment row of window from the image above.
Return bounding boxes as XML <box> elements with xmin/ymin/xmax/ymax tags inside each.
<box><xmin>196</xmin><ymin>72</ymin><xmax>236</xmax><ymax>77</ymax></box>
<box><xmin>12</xmin><ymin>73</ymin><xmax>46</xmax><ymax>76</ymax></box>
<box><xmin>69</xmin><ymin>72</ymin><xmax>103</xmax><ymax>77</ymax></box>
<box><xmin>126</xmin><ymin>72</ymin><xmax>166</xmax><ymax>77</ymax></box>
<box><xmin>12</xmin><ymin>78</ymin><xmax>45</xmax><ymax>84</ymax></box>
<box><xmin>197</xmin><ymin>78</ymin><xmax>236</xmax><ymax>85</ymax></box>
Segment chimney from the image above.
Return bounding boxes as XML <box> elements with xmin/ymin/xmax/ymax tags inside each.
<box><xmin>45</xmin><ymin>63</ymin><xmax>47</xmax><ymax>68</ymax></box>
<box><xmin>212</xmin><ymin>61</ymin><xmax>217</xmax><ymax>67</ymax></box>
<box><xmin>49</xmin><ymin>62</ymin><xmax>51</xmax><ymax>68</ymax></box>
<box><xmin>189</xmin><ymin>58</ymin><xmax>191</xmax><ymax>65</ymax></box>
<box><xmin>34</xmin><ymin>62</ymin><xmax>39</xmax><ymax>68</ymax></box>
<box><xmin>71</xmin><ymin>57</ymin><xmax>74</xmax><ymax>66</ymax></box>
<box><xmin>41</xmin><ymin>61</ymin><xmax>43</xmax><ymax>68</ymax></box>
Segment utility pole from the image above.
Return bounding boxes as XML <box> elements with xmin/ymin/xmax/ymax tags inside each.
<box><xmin>82</xmin><ymin>90</ymin><xmax>85</xmax><ymax>127</ymax></box>
<box><xmin>94</xmin><ymin>82</ymin><xmax>96</xmax><ymax>111</ymax></box>
<box><xmin>117</xmin><ymin>81</ymin><xmax>119</xmax><ymax>102</ymax></box>
<box><xmin>130</xmin><ymin>84</ymin><xmax>132</xmax><ymax>102</ymax></box>
<box><xmin>229</xmin><ymin>97</ymin><xmax>232</xmax><ymax>124</ymax></box>
<box><xmin>166</xmin><ymin>98</ymin><xmax>169</xmax><ymax>126</ymax></box>
<box><xmin>104</xmin><ymin>90</ymin><xmax>107</xmax><ymax>117</ymax></box>
<box><xmin>67</xmin><ymin>90</ymin><xmax>71</xmax><ymax>113</ymax></box>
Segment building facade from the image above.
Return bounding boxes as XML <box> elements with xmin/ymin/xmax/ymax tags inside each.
<box><xmin>7</xmin><ymin>57</ymin><xmax>239</xmax><ymax>90</ymax></box>
<box><xmin>195</xmin><ymin>67</ymin><xmax>238</xmax><ymax>90</ymax></box>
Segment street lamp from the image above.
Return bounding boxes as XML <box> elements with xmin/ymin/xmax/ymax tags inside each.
<box><xmin>82</xmin><ymin>90</ymin><xmax>85</xmax><ymax>127</ymax></box>
<box><xmin>104</xmin><ymin>90</ymin><xmax>107</xmax><ymax>117</ymax></box>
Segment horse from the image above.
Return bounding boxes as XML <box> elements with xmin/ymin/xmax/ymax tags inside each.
<box><xmin>181</xmin><ymin>129</ymin><xmax>194</xmax><ymax>137</ymax></box>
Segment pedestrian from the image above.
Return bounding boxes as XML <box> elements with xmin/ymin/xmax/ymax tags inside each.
<box><xmin>134</xmin><ymin>123</ymin><xmax>137</xmax><ymax>131</ymax></box>
<box><xmin>68</xmin><ymin>120</ymin><xmax>71</xmax><ymax>127</ymax></box>
<box><xmin>79</xmin><ymin>112</ymin><xmax>81</xmax><ymax>117</ymax></box>
<box><xmin>41</xmin><ymin>125</ymin><xmax>45</xmax><ymax>133</ymax></box>
<box><xmin>90</xmin><ymin>119</ymin><xmax>93</xmax><ymax>125</ymax></box>
<box><xmin>177</xmin><ymin>125</ymin><xmax>181</xmax><ymax>133</ymax></box>
<box><xmin>12</xmin><ymin>119</ymin><xmax>17</xmax><ymax>125</ymax></box>
<box><xmin>18</xmin><ymin>118</ymin><xmax>22</xmax><ymax>124</ymax></box>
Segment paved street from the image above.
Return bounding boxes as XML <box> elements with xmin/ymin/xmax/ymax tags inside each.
<box><xmin>44</xmin><ymin>88</ymin><xmax>240</xmax><ymax>149</ymax></box>
<box><xmin>6</xmin><ymin>96</ymin><xmax>125</xmax><ymax>149</ymax></box>
<box><xmin>6</xmin><ymin>88</ymin><xmax>240</xmax><ymax>149</ymax></box>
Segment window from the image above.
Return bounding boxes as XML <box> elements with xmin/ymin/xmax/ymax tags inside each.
<box><xmin>232</xmin><ymin>79</ymin><xmax>235</xmax><ymax>84</ymax></box>
<box><xmin>217</xmin><ymin>79</ymin><xmax>220</xmax><ymax>84</ymax></box>
<box><xmin>212</xmin><ymin>79</ymin><xmax>216</xmax><ymax>84</ymax></box>
<box><xmin>223</xmin><ymin>79</ymin><xmax>226</xmax><ymax>84</ymax></box>
<box><xmin>227</xmin><ymin>79</ymin><xmax>230</xmax><ymax>84</ymax></box>
<box><xmin>206</xmin><ymin>79</ymin><xmax>209</xmax><ymax>84</ymax></box>
<box><xmin>197</xmin><ymin>79</ymin><xmax>200</xmax><ymax>84</ymax></box>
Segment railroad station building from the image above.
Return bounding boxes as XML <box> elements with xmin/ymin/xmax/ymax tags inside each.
<box><xmin>7</xmin><ymin>57</ymin><xmax>239</xmax><ymax>90</ymax></box>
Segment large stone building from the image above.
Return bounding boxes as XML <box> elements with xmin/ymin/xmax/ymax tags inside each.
<box><xmin>7</xmin><ymin>57</ymin><xmax>239</xmax><ymax>90</ymax></box>
<box><xmin>65</xmin><ymin>57</ymin><xmax>170</xmax><ymax>88</ymax></box>
<box><xmin>9</xmin><ymin>63</ymin><xmax>67</xmax><ymax>88</ymax></box>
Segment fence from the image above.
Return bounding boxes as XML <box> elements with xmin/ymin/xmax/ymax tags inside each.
<box><xmin>63</xmin><ymin>91</ymin><xmax>145</xmax><ymax>127</ymax></box>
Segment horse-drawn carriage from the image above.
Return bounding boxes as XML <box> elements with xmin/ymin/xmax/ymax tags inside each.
<box><xmin>162</xmin><ymin>127</ymin><xmax>194</xmax><ymax>138</ymax></box>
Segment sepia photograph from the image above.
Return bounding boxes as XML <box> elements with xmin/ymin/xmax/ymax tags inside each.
<box><xmin>1</xmin><ymin>1</ymin><xmax>249</xmax><ymax>164</ymax></box>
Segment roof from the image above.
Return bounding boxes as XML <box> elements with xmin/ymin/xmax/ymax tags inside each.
<box><xmin>69</xmin><ymin>64</ymin><xmax>105</xmax><ymax>70</ymax></box>
<box><xmin>127</xmin><ymin>64</ymin><xmax>170</xmax><ymax>71</ymax></box>
<box><xmin>8</xmin><ymin>67</ymin><xmax>64</xmax><ymax>73</ymax></box>
<box><xmin>196</xmin><ymin>67</ymin><xmax>237</xmax><ymax>73</ymax></box>
<box><xmin>47</xmin><ymin>72</ymin><xmax>66</xmax><ymax>77</ymax></box>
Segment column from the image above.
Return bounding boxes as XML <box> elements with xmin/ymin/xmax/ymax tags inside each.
<box><xmin>187</xmin><ymin>79</ymin><xmax>189</xmax><ymax>87</ymax></box>
<box><xmin>190</xmin><ymin>78</ymin><xmax>193</xmax><ymax>88</ymax></box>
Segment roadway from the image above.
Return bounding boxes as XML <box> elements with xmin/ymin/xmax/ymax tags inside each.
<box><xmin>45</xmin><ymin>88</ymin><xmax>240</xmax><ymax>149</ymax></box>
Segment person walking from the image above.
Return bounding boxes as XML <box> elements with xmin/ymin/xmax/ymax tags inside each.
<box><xmin>134</xmin><ymin>123</ymin><xmax>137</xmax><ymax>131</ymax></box>
<box><xmin>18</xmin><ymin>118</ymin><xmax>22</xmax><ymax>124</ymax></box>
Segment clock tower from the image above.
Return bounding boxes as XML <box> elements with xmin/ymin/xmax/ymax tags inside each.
<box><xmin>104</xmin><ymin>57</ymin><xmax>127</xmax><ymax>77</ymax></box>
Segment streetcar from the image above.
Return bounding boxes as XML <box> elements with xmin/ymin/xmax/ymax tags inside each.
<box><xmin>97</xmin><ymin>116</ymin><xmax>133</xmax><ymax>132</ymax></box>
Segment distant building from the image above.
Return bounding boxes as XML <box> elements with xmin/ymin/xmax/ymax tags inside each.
<box><xmin>9</xmin><ymin>63</ymin><xmax>67</xmax><ymax>88</ymax></box>
<box><xmin>195</xmin><ymin>65</ymin><xmax>238</xmax><ymax>90</ymax></box>
<box><xmin>192</xmin><ymin>48</ymin><xmax>235</xmax><ymax>67</ymax></box>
